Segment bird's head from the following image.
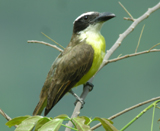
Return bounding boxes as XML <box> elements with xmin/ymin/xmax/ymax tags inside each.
<box><xmin>73</xmin><ymin>11</ymin><xmax>115</xmax><ymax>35</ymax></box>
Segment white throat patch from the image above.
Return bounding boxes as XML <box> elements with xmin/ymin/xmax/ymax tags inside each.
<box><xmin>78</xmin><ymin>23</ymin><xmax>103</xmax><ymax>42</ymax></box>
<box><xmin>79</xmin><ymin>22</ymin><xmax>103</xmax><ymax>35</ymax></box>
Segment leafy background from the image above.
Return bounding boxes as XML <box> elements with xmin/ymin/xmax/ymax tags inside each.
<box><xmin>0</xmin><ymin>0</ymin><xmax>160</xmax><ymax>130</ymax></box>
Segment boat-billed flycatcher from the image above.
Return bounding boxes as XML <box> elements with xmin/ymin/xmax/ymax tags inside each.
<box><xmin>33</xmin><ymin>11</ymin><xmax>115</xmax><ymax>116</ymax></box>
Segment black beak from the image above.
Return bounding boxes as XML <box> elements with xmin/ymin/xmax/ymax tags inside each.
<box><xmin>94</xmin><ymin>12</ymin><xmax>115</xmax><ymax>23</ymax></box>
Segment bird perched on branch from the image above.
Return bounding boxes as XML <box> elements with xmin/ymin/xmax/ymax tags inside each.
<box><xmin>33</xmin><ymin>11</ymin><xmax>115</xmax><ymax>116</ymax></box>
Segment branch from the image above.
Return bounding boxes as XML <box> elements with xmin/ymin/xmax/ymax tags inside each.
<box><xmin>104</xmin><ymin>49</ymin><xmax>160</xmax><ymax>65</ymax></box>
<box><xmin>27</xmin><ymin>40</ymin><xmax>63</xmax><ymax>52</ymax></box>
<box><xmin>91</xmin><ymin>96</ymin><xmax>160</xmax><ymax>130</ymax></box>
<box><xmin>65</xmin><ymin>2</ymin><xmax>160</xmax><ymax>131</ymax></box>
<box><xmin>135</xmin><ymin>24</ymin><xmax>145</xmax><ymax>53</ymax></box>
<box><xmin>0</xmin><ymin>108</ymin><xmax>18</xmax><ymax>128</ymax></box>
<box><xmin>149</xmin><ymin>43</ymin><xmax>160</xmax><ymax>50</ymax></box>
<box><xmin>41</xmin><ymin>32</ymin><xmax>65</xmax><ymax>50</ymax></box>
<box><xmin>65</xmin><ymin>78</ymin><xmax>94</xmax><ymax>131</ymax></box>
<box><xmin>119</xmin><ymin>2</ymin><xmax>134</xmax><ymax>21</ymax></box>
<box><xmin>100</xmin><ymin>2</ymin><xmax>160</xmax><ymax>70</ymax></box>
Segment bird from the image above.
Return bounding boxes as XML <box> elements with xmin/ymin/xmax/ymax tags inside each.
<box><xmin>33</xmin><ymin>11</ymin><xmax>115</xmax><ymax>116</ymax></box>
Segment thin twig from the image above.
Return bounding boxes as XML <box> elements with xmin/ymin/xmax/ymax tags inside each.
<box><xmin>0</xmin><ymin>108</ymin><xmax>18</xmax><ymax>128</ymax></box>
<box><xmin>119</xmin><ymin>2</ymin><xmax>134</xmax><ymax>21</ymax></box>
<box><xmin>123</xmin><ymin>17</ymin><xmax>134</xmax><ymax>21</ymax></box>
<box><xmin>120</xmin><ymin>100</ymin><xmax>160</xmax><ymax>131</ymax></box>
<box><xmin>91</xmin><ymin>96</ymin><xmax>160</xmax><ymax>130</ymax></box>
<box><xmin>117</xmin><ymin>54</ymin><xmax>122</xmax><ymax>58</ymax></box>
<box><xmin>27</xmin><ymin>40</ymin><xmax>63</xmax><ymax>52</ymax></box>
<box><xmin>0</xmin><ymin>108</ymin><xmax>11</xmax><ymax>121</ymax></box>
<box><xmin>41</xmin><ymin>32</ymin><xmax>65</xmax><ymax>49</ymax></box>
<box><xmin>104</xmin><ymin>49</ymin><xmax>160</xmax><ymax>66</ymax></box>
<box><xmin>156</xmin><ymin>104</ymin><xmax>160</xmax><ymax>109</ymax></box>
<box><xmin>149</xmin><ymin>43</ymin><xmax>160</xmax><ymax>51</ymax></box>
<box><xmin>150</xmin><ymin>102</ymin><xmax>156</xmax><ymax>131</ymax></box>
<box><xmin>135</xmin><ymin>24</ymin><xmax>145</xmax><ymax>53</ymax></box>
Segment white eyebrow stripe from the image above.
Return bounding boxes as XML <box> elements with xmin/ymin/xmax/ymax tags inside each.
<box><xmin>73</xmin><ymin>11</ymin><xmax>95</xmax><ymax>24</ymax></box>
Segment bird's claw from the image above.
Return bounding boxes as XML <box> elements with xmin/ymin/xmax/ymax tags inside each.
<box><xmin>69</xmin><ymin>90</ymin><xmax>85</xmax><ymax>108</ymax></box>
<box><xmin>74</xmin><ymin>98</ymin><xmax>85</xmax><ymax>108</ymax></box>
<box><xmin>84</xmin><ymin>82</ymin><xmax>94</xmax><ymax>91</ymax></box>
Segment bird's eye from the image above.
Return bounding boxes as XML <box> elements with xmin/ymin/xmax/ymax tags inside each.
<box><xmin>84</xmin><ymin>15</ymin><xmax>88</xmax><ymax>20</ymax></box>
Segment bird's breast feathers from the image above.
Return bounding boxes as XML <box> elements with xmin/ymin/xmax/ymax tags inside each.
<box><xmin>75</xmin><ymin>30</ymin><xmax>106</xmax><ymax>86</ymax></box>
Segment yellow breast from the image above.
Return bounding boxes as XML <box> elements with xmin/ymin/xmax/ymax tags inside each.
<box><xmin>75</xmin><ymin>32</ymin><xmax>106</xmax><ymax>86</ymax></box>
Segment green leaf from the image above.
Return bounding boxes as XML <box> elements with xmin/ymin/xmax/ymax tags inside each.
<box><xmin>78</xmin><ymin>116</ymin><xmax>91</xmax><ymax>125</ymax></box>
<box><xmin>54</xmin><ymin>114</ymin><xmax>70</xmax><ymax>120</ymax></box>
<box><xmin>39</xmin><ymin>118</ymin><xmax>63</xmax><ymax>131</ymax></box>
<box><xmin>6</xmin><ymin>115</ymin><xmax>30</xmax><ymax>128</ymax></box>
<box><xmin>72</xmin><ymin>117</ymin><xmax>91</xmax><ymax>131</ymax></box>
<box><xmin>35</xmin><ymin>117</ymin><xmax>52</xmax><ymax>131</ymax></box>
<box><xmin>93</xmin><ymin>117</ymin><xmax>118</xmax><ymax>131</ymax></box>
<box><xmin>15</xmin><ymin>116</ymin><xmax>43</xmax><ymax>131</ymax></box>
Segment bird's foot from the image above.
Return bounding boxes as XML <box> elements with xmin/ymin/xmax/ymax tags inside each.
<box><xmin>84</xmin><ymin>82</ymin><xmax>94</xmax><ymax>91</ymax></box>
<box><xmin>74</xmin><ymin>97</ymin><xmax>85</xmax><ymax>108</ymax></box>
<box><xmin>69</xmin><ymin>90</ymin><xmax>85</xmax><ymax>108</ymax></box>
